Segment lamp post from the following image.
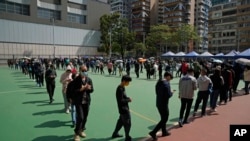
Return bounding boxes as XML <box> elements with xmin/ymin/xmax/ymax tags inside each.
<box><xmin>51</xmin><ymin>18</ymin><xmax>55</xmax><ymax>58</ymax></box>
<box><xmin>109</xmin><ymin>27</ymin><xmax>112</xmax><ymax>59</ymax></box>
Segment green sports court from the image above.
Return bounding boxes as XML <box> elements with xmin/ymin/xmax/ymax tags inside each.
<box><xmin>0</xmin><ymin>65</ymin><xmax>245</xmax><ymax>141</ymax></box>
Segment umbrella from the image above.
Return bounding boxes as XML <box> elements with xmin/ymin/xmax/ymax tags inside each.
<box><xmin>21</xmin><ymin>56</ymin><xmax>31</xmax><ymax>60</ymax></box>
<box><xmin>115</xmin><ymin>60</ymin><xmax>123</xmax><ymax>63</ymax></box>
<box><xmin>138</xmin><ymin>58</ymin><xmax>147</xmax><ymax>63</ymax></box>
<box><xmin>212</xmin><ymin>59</ymin><xmax>223</xmax><ymax>63</ymax></box>
<box><xmin>235</xmin><ymin>58</ymin><xmax>250</xmax><ymax>66</ymax></box>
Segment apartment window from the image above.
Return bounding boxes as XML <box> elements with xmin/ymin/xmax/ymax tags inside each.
<box><xmin>37</xmin><ymin>7</ymin><xmax>61</xmax><ymax>20</ymax></box>
<box><xmin>0</xmin><ymin>1</ymin><xmax>30</xmax><ymax>15</ymax></box>
<box><xmin>68</xmin><ymin>13</ymin><xmax>86</xmax><ymax>24</ymax></box>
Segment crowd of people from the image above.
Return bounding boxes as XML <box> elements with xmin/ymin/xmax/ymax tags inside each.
<box><xmin>6</xmin><ymin>56</ymin><xmax>250</xmax><ymax>141</ymax></box>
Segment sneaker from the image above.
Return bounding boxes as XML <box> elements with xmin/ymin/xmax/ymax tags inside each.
<box><xmin>79</xmin><ymin>132</ymin><xmax>86</xmax><ymax>138</ymax></box>
<box><xmin>183</xmin><ymin>121</ymin><xmax>190</xmax><ymax>124</ymax></box>
<box><xmin>149</xmin><ymin>131</ymin><xmax>157</xmax><ymax>140</ymax></box>
<box><xmin>111</xmin><ymin>133</ymin><xmax>123</xmax><ymax>138</ymax></box>
<box><xmin>162</xmin><ymin>131</ymin><xmax>171</xmax><ymax>137</ymax></box>
<box><xmin>66</xmin><ymin>109</ymin><xmax>70</xmax><ymax>114</ymax></box>
<box><xmin>74</xmin><ymin>134</ymin><xmax>80</xmax><ymax>141</ymax></box>
<box><xmin>125</xmin><ymin>136</ymin><xmax>132</xmax><ymax>141</ymax></box>
<box><xmin>193</xmin><ymin>112</ymin><xmax>197</xmax><ymax>117</ymax></box>
<box><xmin>178</xmin><ymin>120</ymin><xmax>183</xmax><ymax>127</ymax></box>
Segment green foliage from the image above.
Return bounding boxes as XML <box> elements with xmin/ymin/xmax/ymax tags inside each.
<box><xmin>99</xmin><ymin>13</ymin><xmax>136</xmax><ymax>58</ymax></box>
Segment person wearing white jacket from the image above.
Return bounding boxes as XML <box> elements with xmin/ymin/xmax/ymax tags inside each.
<box><xmin>60</xmin><ymin>66</ymin><xmax>72</xmax><ymax>113</ymax></box>
<box><xmin>193</xmin><ymin>68</ymin><xmax>212</xmax><ymax>117</ymax></box>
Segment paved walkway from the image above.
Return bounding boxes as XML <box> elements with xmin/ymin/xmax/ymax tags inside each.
<box><xmin>141</xmin><ymin>90</ymin><xmax>250</xmax><ymax>141</ymax></box>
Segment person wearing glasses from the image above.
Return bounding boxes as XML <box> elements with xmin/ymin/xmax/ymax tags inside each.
<box><xmin>72</xmin><ymin>65</ymin><xmax>94</xmax><ymax>141</ymax></box>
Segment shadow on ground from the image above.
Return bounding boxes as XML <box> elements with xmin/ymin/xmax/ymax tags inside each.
<box><xmin>32</xmin><ymin>109</ymin><xmax>65</xmax><ymax>116</ymax></box>
<box><xmin>32</xmin><ymin>135</ymin><xmax>72</xmax><ymax>141</ymax></box>
<box><xmin>34</xmin><ymin>120</ymin><xmax>71</xmax><ymax>128</ymax></box>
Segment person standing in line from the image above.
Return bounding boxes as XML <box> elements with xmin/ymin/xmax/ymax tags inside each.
<box><xmin>232</xmin><ymin>62</ymin><xmax>243</xmax><ymax>94</ymax></box>
<box><xmin>149</xmin><ymin>72</ymin><xmax>174</xmax><ymax>140</ymax></box>
<box><xmin>243</xmin><ymin>66</ymin><xmax>250</xmax><ymax>95</ymax></box>
<box><xmin>158</xmin><ymin>62</ymin><xmax>163</xmax><ymax>80</ymax></box>
<box><xmin>209</xmin><ymin>68</ymin><xmax>224</xmax><ymax>112</ymax></box>
<box><xmin>45</xmin><ymin>64</ymin><xmax>57</xmax><ymax>104</ymax></box>
<box><xmin>193</xmin><ymin>68</ymin><xmax>212</xmax><ymax>117</ymax></box>
<box><xmin>111</xmin><ymin>75</ymin><xmax>132</xmax><ymax>141</ymax></box>
<box><xmin>66</xmin><ymin>69</ymin><xmax>78</xmax><ymax>128</ymax></box>
<box><xmin>134</xmin><ymin>60</ymin><xmax>140</xmax><ymax>78</ymax></box>
<box><xmin>126</xmin><ymin>60</ymin><xmax>131</xmax><ymax>76</ymax></box>
<box><xmin>107</xmin><ymin>61</ymin><xmax>113</xmax><ymax>75</ymax></box>
<box><xmin>60</xmin><ymin>66</ymin><xmax>73</xmax><ymax>114</ymax></box>
<box><xmin>178</xmin><ymin>68</ymin><xmax>197</xmax><ymax>127</ymax></box>
<box><xmin>72</xmin><ymin>65</ymin><xmax>94</xmax><ymax>141</ymax></box>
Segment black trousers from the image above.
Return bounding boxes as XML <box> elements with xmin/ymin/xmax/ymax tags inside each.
<box><xmin>135</xmin><ymin>70</ymin><xmax>139</xmax><ymax>78</ymax></box>
<box><xmin>151</xmin><ymin>106</ymin><xmax>169</xmax><ymax>134</ymax></box>
<box><xmin>179</xmin><ymin>98</ymin><xmax>193</xmax><ymax>122</ymax></box>
<box><xmin>194</xmin><ymin>91</ymin><xmax>209</xmax><ymax>115</ymax></box>
<box><xmin>113</xmin><ymin>113</ymin><xmax>131</xmax><ymax>138</ymax></box>
<box><xmin>46</xmin><ymin>81</ymin><xmax>55</xmax><ymax>101</ymax></box>
<box><xmin>74</xmin><ymin>104</ymin><xmax>89</xmax><ymax>135</ymax></box>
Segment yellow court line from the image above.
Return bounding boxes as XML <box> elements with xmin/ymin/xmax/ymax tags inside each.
<box><xmin>130</xmin><ymin>109</ymin><xmax>158</xmax><ymax>124</ymax></box>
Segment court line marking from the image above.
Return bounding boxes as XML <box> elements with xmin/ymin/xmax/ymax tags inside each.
<box><xmin>130</xmin><ymin>109</ymin><xmax>158</xmax><ymax>124</ymax></box>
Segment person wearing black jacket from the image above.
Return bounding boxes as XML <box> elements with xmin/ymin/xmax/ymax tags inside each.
<box><xmin>45</xmin><ymin>64</ymin><xmax>57</xmax><ymax>104</ymax></box>
<box><xmin>149</xmin><ymin>72</ymin><xmax>174</xmax><ymax>140</ymax></box>
<box><xmin>72</xmin><ymin>65</ymin><xmax>94</xmax><ymax>141</ymax></box>
<box><xmin>112</xmin><ymin>75</ymin><xmax>132</xmax><ymax>141</ymax></box>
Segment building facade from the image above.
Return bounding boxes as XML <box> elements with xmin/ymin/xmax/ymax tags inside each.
<box><xmin>0</xmin><ymin>0</ymin><xmax>110</xmax><ymax>61</ymax></box>
<box><xmin>237</xmin><ymin>0</ymin><xmax>250</xmax><ymax>51</ymax></box>
<box><xmin>194</xmin><ymin>0</ymin><xmax>212</xmax><ymax>52</ymax></box>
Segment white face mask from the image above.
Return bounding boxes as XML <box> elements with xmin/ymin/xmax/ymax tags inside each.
<box><xmin>81</xmin><ymin>71</ymin><xmax>88</xmax><ymax>77</ymax></box>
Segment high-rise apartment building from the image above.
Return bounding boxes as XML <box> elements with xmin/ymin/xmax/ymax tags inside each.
<box><xmin>194</xmin><ymin>0</ymin><xmax>212</xmax><ymax>52</ymax></box>
<box><xmin>131</xmin><ymin>0</ymin><xmax>151</xmax><ymax>41</ymax></box>
<box><xmin>0</xmin><ymin>0</ymin><xmax>110</xmax><ymax>60</ymax></box>
<box><xmin>208</xmin><ymin>0</ymin><xmax>250</xmax><ymax>53</ymax></box>
<box><xmin>237</xmin><ymin>0</ymin><xmax>250</xmax><ymax>51</ymax></box>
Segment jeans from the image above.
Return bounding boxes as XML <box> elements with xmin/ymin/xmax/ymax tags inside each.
<box><xmin>210</xmin><ymin>90</ymin><xmax>220</xmax><ymax>109</ymax></box>
<box><xmin>71</xmin><ymin>104</ymin><xmax>76</xmax><ymax>125</ymax></box>
<box><xmin>74</xmin><ymin>104</ymin><xmax>89</xmax><ymax>134</ymax></box>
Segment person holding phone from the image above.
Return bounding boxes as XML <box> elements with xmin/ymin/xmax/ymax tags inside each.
<box><xmin>72</xmin><ymin>65</ymin><xmax>94</xmax><ymax>141</ymax></box>
<box><xmin>149</xmin><ymin>72</ymin><xmax>174</xmax><ymax>140</ymax></box>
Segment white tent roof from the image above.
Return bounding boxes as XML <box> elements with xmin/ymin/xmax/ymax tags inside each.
<box><xmin>199</xmin><ymin>51</ymin><xmax>214</xmax><ymax>57</ymax></box>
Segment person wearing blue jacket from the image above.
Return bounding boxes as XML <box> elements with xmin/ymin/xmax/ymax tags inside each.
<box><xmin>149</xmin><ymin>72</ymin><xmax>174</xmax><ymax>140</ymax></box>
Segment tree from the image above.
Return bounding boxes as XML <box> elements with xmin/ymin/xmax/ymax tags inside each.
<box><xmin>99</xmin><ymin>13</ymin><xmax>136</xmax><ymax>59</ymax></box>
<box><xmin>99</xmin><ymin>13</ymin><xmax>120</xmax><ymax>57</ymax></box>
<box><xmin>175</xmin><ymin>24</ymin><xmax>201</xmax><ymax>52</ymax></box>
<box><xmin>133</xmin><ymin>42</ymin><xmax>146</xmax><ymax>57</ymax></box>
<box><xmin>145</xmin><ymin>24</ymin><xmax>172</xmax><ymax>56</ymax></box>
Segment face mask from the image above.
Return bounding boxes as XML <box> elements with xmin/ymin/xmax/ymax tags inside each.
<box><xmin>81</xmin><ymin>71</ymin><xmax>88</xmax><ymax>77</ymax></box>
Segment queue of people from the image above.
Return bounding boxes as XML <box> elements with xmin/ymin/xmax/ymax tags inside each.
<box><xmin>7</xmin><ymin>57</ymin><xmax>250</xmax><ymax>141</ymax></box>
